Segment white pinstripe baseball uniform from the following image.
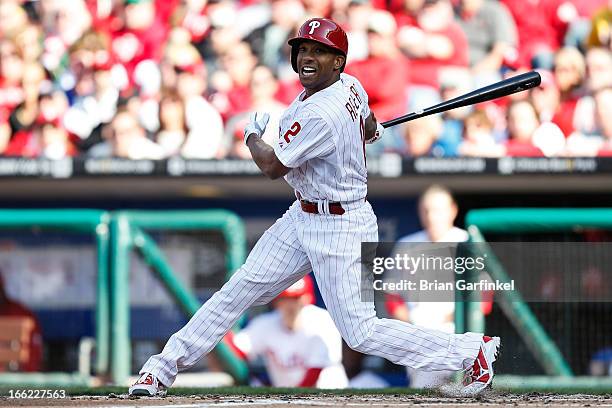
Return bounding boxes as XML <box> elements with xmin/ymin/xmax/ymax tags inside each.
<box><xmin>139</xmin><ymin>73</ymin><xmax>483</xmax><ymax>387</ymax></box>
<box><xmin>233</xmin><ymin>304</ymin><xmax>348</xmax><ymax>388</ymax></box>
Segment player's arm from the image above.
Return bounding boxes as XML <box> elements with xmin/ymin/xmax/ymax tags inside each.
<box><xmin>364</xmin><ymin>111</ymin><xmax>384</xmax><ymax>144</ymax></box>
<box><xmin>298</xmin><ymin>368</ymin><xmax>323</xmax><ymax>387</ymax></box>
<box><xmin>244</xmin><ymin>113</ymin><xmax>291</xmax><ymax>180</ymax></box>
<box><xmin>247</xmin><ymin>136</ymin><xmax>291</xmax><ymax>180</ymax></box>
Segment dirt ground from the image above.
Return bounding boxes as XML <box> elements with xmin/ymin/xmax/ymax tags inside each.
<box><xmin>1</xmin><ymin>392</ymin><xmax>611</xmax><ymax>408</ymax></box>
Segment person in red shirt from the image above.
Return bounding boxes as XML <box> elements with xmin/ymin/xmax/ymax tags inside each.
<box><xmin>0</xmin><ymin>110</ymin><xmax>9</xmax><ymax>154</ymax></box>
<box><xmin>396</xmin><ymin>0</ymin><xmax>469</xmax><ymax>89</ymax></box>
<box><xmin>500</xmin><ymin>0</ymin><xmax>559</xmax><ymax>68</ymax></box>
<box><xmin>504</xmin><ymin>100</ymin><xmax>565</xmax><ymax>156</ymax></box>
<box><xmin>210</xmin><ymin>42</ymin><xmax>259</xmax><ymax>121</ymax></box>
<box><xmin>0</xmin><ymin>40</ymin><xmax>25</xmax><ymax>121</ymax></box>
<box><xmin>108</xmin><ymin>0</ymin><xmax>176</xmax><ymax>91</ymax></box>
<box><xmin>345</xmin><ymin>10</ymin><xmax>409</xmax><ymax>123</ymax></box>
<box><xmin>594</xmin><ymin>87</ymin><xmax>612</xmax><ymax>156</ymax></box>
<box><xmin>551</xmin><ymin>47</ymin><xmax>586</xmax><ymax>136</ymax></box>
<box><xmin>0</xmin><ymin>273</ymin><xmax>43</xmax><ymax>372</ymax></box>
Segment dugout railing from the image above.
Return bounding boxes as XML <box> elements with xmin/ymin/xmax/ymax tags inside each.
<box><xmin>110</xmin><ymin>210</ymin><xmax>248</xmax><ymax>386</ymax></box>
<box><xmin>462</xmin><ymin>208</ymin><xmax>612</xmax><ymax>391</ymax></box>
<box><xmin>0</xmin><ymin>209</ymin><xmax>248</xmax><ymax>387</ymax></box>
<box><xmin>0</xmin><ymin>210</ymin><xmax>110</xmax><ymax>386</ymax></box>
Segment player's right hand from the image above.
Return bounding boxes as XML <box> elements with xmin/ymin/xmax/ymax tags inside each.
<box><xmin>244</xmin><ymin>112</ymin><xmax>270</xmax><ymax>144</ymax></box>
<box><xmin>366</xmin><ymin>121</ymin><xmax>384</xmax><ymax>144</ymax></box>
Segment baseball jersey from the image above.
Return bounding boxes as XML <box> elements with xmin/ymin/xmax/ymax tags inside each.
<box><xmin>273</xmin><ymin>73</ymin><xmax>371</xmax><ymax>203</ymax></box>
<box><xmin>233</xmin><ymin>304</ymin><xmax>348</xmax><ymax>388</ymax></box>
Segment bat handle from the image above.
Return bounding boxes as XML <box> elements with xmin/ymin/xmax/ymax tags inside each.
<box><xmin>381</xmin><ymin>112</ymin><xmax>421</xmax><ymax>128</ymax></box>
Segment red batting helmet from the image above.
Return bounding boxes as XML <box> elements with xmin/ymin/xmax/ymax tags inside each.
<box><xmin>276</xmin><ymin>275</ymin><xmax>315</xmax><ymax>304</ymax></box>
<box><xmin>288</xmin><ymin>18</ymin><xmax>348</xmax><ymax>73</ymax></box>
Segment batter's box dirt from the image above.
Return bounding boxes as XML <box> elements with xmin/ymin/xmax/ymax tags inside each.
<box><xmin>1</xmin><ymin>392</ymin><xmax>612</xmax><ymax>407</ymax></box>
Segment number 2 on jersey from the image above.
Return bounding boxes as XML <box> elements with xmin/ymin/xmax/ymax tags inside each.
<box><xmin>283</xmin><ymin>121</ymin><xmax>302</xmax><ymax>143</ymax></box>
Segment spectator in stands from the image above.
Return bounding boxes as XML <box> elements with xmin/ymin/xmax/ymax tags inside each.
<box><xmin>504</xmin><ymin>100</ymin><xmax>565</xmax><ymax>156</ymax></box>
<box><xmin>8</xmin><ymin>62</ymin><xmax>46</xmax><ymax>135</ymax></box>
<box><xmin>13</xmin><ymin>24</ymin><xmax>43</xmax><ymax>65</ymax></box>
<box><xmin>62</xmin><ymin>31</ymin><xmax>120</xmax><ymax>150</ymax></box>
<box><xmin>89</xmin><ymin>107</ymin><xmax>164</xmax><ymax>159</ymax></box>
<box><xmin>500</xmin><ymin>0</ymin><xmax>558</xmax><ymax>69</ymax></box>
<box><xmin>551</xmin><ymin>47</ymin><xmax>586</xmax><ymax>137</ymax></box>
<box><xmin>0</xmin><ymin>273</ymin><xmax>43</xmax><ymax>372</ymax></box>
<box><xmin>303</xmin><ymin>0</ymin><xmax>333</xmax><ymax>19</ymax></box>
<box><xmin>155</xmin><ymin>90</ymin><xmax>189</xmax><ymax>158</ymax></box>
<box><xmin>170</xmin><ymin>0</ymin><xmax>212</xmax><ymax>57</ymax></box>
<box><xmin>456</xmin><ymin>0</ymin><xmax>518</xmax><ymax>86</ymax></box>
<box><xmin>531</xmin><ymin>70</ymin><xmax>561</xmax><ymax>123</ymax></box>
<box><xmin>586</xmin><ymin>2</ymin><xmax>612</xmax><ymax>49</ymax></box>
<box><xmin>567</xmin><ymin>85</ymin><xmax>612</xmax><ymax>156</ymax></box>
<box><xmin>0</xmin><ymin>1</ymin><xmax>29</xmax><ymax>40</ymax></box>
<box><xmin>436</xmin><ymin>69</ymin><xmax>473</xmax><ymax>156</ymax></box>
<box><xmin>174</xmin><ymin>62</ymin><xmax>225</xmax><ymax>159</ymax></box>
<box><xmin>38</xmin><ymin>0</ymin><xmax>94</xmax><ymax>81</ymax></box>
<box><xmin>39</xmin><ymin>120</ymin><xmax>76</xmax><ymax>159</ymax></box>
<box><xmin>459</xmin><ymin>109</ymin><xmax>504</xmax><ymax>157</ymax></box>
<box><xmin>108</xmin><ymin>0</ymin><xmax>172</xmax><ymax>91</ymax></box>
<box><xmin>392</xmin><ymin>0</ymin><xmax>423</xmax><ymax>29</ymax></box>
<box><xmin>0</xmin><ymin>111</ymin><xmax>10</xmax><ymax>154</ymax></box>
<box><xmin>396</xmin><ymin>0</ymin><xmax>469</xmax><ymax>91</ymax></box>
<box><xmin>346</xmin><ymin>11</ymin><xmax>409</xmax><ymax>124</ymax></box>
<box><xmin>227</xmin><ymin>65</ymin><xmax>287</xmax><ymax>159</ymax></box>
<box><xmin>401</xmin><ymin>114</ymin><xmax>444</xmax><ymax>157</ymax></box>
<box><xmin>585</xmin><ymin>47</ymin><xmax>612</xmax><ymax>91</ymax></box>
<box><xmin>211</xmin><ymin>42</ymin><xmax>259</xmax><ymax>121</ymax></box>
<box><xmin>6</xmin><ymin>86</ymin><xmax>71</xmax><ymax>158</ymax></box>
<box><xmin>550</xmin><ymin>0</ymin><xmax>605</xmax><ymax>52</ymax></box>
<box><xmin>341</xmin><ymin>0</ymin><xmax>371</xmax><ymax>64</ymax></box>
<box><xmin>0</xmin><ymin>39</ymin><xmax>25</xmax><ymax>121</ymax></box>
<box><xmin>571</xmin><ymin>48</ymin><xmax>612</xmax><ymax>139</ymax></box>
<box><xmin>594</xmin><ymin>87</ymin><xmax>612</xmax><ymax>155</ymax></box>
<box><xmin>246</xmin><ymin>0</ymin><xmax>305</xmax><ymax>72</ymax></box>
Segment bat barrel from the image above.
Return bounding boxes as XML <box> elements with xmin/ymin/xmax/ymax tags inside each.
<box><xmin>381</xmin><ymin>71</ymin><xmax>541</xmax><ymax>129</ymax></box>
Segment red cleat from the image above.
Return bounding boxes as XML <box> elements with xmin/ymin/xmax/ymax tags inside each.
<box><xmin>461</xmin><ymin>336</ymin><xmax>501</xmax><ymax>396</ymax></box>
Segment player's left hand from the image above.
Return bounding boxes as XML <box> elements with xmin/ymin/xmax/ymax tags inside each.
<box><xmin>244</xmin><ymin>112</ymin><xmax>270</xmax><ymax>144</ymax></box>
<box><xmin>366</xmin><ymin>122</ymin><xmax>384</xmax><ymax>144</ymax></box>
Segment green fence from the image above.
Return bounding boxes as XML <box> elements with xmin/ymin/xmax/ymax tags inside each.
<box><xmin>463</xmin><ymin>208</ymin><xmax>612</xmax><ymax>390</ymax></box>
<box><xmin>0</xmin><ymin>210</ymin><xmax>110</xmax><ymax>386</ymax></box>
<box><xmin>110</xmin><ymin>210</ymin><xmax>248</xmax><ymax>385</ymax></box>
<box><xmin>0</xmin><ymin>209</ymin><xmax>247</xmax><ymax>387</ymax></box>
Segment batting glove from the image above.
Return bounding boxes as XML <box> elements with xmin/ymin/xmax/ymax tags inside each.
<box><xmin>366</xmin><ymin>122</ymin><xmax>384</xmax><ymax>144</ymax></box>
<box><xmin>244</xmin><ymin>112</ymin><xmax>270</xmax><ymax>144</ymax></box>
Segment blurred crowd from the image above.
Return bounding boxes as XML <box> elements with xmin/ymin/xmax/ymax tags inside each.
<box><xmin>0</xmin><ymin>0</ymin><xmax>611</xmax><ymax>160</ymax></box>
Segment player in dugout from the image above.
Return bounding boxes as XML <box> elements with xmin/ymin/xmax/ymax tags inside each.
<box><xmin>226</xmin><ymin>275</ymin><xmax>348</xmax><ymax>388</ymax></box>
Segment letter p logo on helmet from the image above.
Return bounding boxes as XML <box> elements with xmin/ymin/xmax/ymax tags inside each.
<box><xmin>308</xmin><ymin>21</ymin><xmax>321</xmax><ymax>34</ymax></box>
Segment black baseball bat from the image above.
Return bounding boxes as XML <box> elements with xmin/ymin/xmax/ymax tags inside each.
<box><xmin>381</xmin><ymin>71</ymin><xmax>541</xmax><ymax>128</ymax></box>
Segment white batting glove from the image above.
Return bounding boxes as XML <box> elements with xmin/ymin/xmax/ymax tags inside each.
<box><xmin>366</xmin><ymin>122</ymin><xmax>385</xmax><ymax>144</ymax></box>
<box><xmin>244</xmin><ymin>112</ymin><xmax>270</xmax><ymax>144</ymax></box>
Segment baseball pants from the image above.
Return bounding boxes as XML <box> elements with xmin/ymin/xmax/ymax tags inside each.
<box><xmin>141</xmin><ymin>200</ymin><xmax>483</xmax><ymax>387</ymax></box>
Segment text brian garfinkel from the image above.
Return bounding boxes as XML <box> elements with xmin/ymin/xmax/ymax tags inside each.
<box><xmin>373</xmin><ymin>279</ymin><xmax>515</xmax><ymax>292</ymax></box>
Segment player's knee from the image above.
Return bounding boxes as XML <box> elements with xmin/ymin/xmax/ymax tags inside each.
<box><xmin>343</xmin><ymin>333</ymin><xmax>370</xmax><ymax>352</ymax></box>
<box><xmin>340</xmin><ymin>318</ymin><xmax>377</xmax><ymax>352</ymax></box>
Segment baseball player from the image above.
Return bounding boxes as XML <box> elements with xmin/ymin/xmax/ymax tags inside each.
<box><xmin>130</xmin><ymin>18</ymin><xmax>500</xmax><ymax>397</ymax></box>
<box><xmin>227</xmin><ymin>276</ymin><xmax>348</xmax><ymax>388</ymax></box>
